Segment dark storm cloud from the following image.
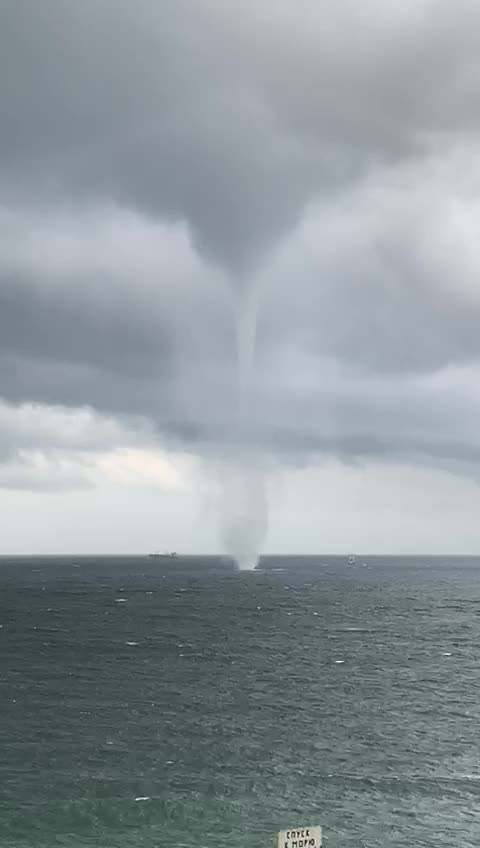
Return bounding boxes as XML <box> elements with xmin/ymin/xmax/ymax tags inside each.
<box><xmin>0</xmin><ymin>0</ymin><xmax>318</xmax><ymax>269</ymax></box>
<box><xmin>2</xmin><ymin>0</ymin><xmax>480</xmax><ymax>482</ymax></box>
<box><xmin>0</xmin><ymin>204</ymin><xmax>236</xmax><ymax>440</ymax></box>
<box><xmin>0</xmin><ymin>274</ymin><xmax>170</xmax><ymax>376</ymax></box>
<box><xmin>3</xmin><ymin>1</ymin><xmax>480</xmax><ymax>268</ymax></box>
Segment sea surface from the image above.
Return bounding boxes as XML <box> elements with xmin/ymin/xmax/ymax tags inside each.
<box><xmin>1</xmin><ymin>555</ymin><xmax>480</xmax><ymax>847</ymax></box>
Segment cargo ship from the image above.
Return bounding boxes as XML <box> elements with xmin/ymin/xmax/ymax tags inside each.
<box><xmin>148</xmin><ymin>551</ymin><xmax>178</xmax><ymax>559</ymax></box>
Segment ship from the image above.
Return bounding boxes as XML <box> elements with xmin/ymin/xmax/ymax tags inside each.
<box><xmin>148</xmin><ymin>551</ymin><xmax>178</xmax><ymax>559</ymax></box>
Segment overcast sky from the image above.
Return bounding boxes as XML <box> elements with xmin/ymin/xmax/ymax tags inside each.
<box><xmin>2</xmin><ymin>0</ymin><xmax>480</xmax><ymax>554</ymax></box>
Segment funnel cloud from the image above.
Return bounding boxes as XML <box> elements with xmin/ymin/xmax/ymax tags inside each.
<box><xmin>218</xmin><ymin>286</ymin><xmax>268</xmax><ymax>569</ymax></box>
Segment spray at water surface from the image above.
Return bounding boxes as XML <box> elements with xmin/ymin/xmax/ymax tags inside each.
<box><xmin>220</xmin><ymin>455</ymin><xmax>268</xmax><ymax>571</ymax></box>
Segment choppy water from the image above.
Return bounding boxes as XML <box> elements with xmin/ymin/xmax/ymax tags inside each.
<box><xmin>1</xmin><ymin>555</ymin><xmax>480</xmax><ymax>847</ymax></box>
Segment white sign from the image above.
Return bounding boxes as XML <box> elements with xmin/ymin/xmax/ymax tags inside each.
<box><xmin>275</xmin><ymin>825</ymin><xmax>322</xmax><ymax>848</ymax></box>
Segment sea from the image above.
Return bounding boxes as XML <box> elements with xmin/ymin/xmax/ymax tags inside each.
<box><xmin>1</xmin><ymin>555</ymin><xmax>480</xmax><ymax>848</ymax></box>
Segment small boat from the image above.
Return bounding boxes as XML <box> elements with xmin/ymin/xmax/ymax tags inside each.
<box><xmin>347</xmin><ymin>555</ymin><xmax>356</xmax><ymax>565</ymax></box>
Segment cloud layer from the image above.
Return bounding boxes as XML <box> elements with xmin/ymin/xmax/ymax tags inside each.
<box><xmin>2</xmin><ymin>0</ymin><xmax>480</xmax><ymax>497</ymax></box>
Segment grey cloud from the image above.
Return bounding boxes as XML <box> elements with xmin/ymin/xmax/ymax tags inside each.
<box><xmin>2</xmin><ymin>184</ymin><xmax>480</xmax><ymax>476</ymax></box>
<box><xmin>0</xmin><ymin>457</ymin><xmax>93</xmax><ymax>492</ymax></box>
<box><xmin>0</xmin><ymin>274</ymin><xmax>171</xmax><ymax>377</ymax></box>
<box><xmin>0</xmin><ymin>206</ymin><xmax>236</xmax><ymax>434</ymax></box>
<box><xmin>0</xmin><ymin>1</ymin><xmax>317</xmax><ymax>269</ymax></box>
<box><xmin>0</xmin><ymin>398</ymin><xmax>137</xmax><ymax>492</ymax></box>
<box><xmin>3</xmin><ymin>1</ymin><xmax>480</xmax><ymax>487</ymax></box>
<box><xmin>3</xmin><ymin>1</ymin><xmax>480</xmax><ymax>268</ymax></box>
<box><xmin>0</xmin><ymin>399</ymin><xmax>146</xmax><ymax>454</ymax></box>
<box><xmin>259</xmin><ymin>149</ymin><xmax>480</xmax><ymax>375</ymax></box>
